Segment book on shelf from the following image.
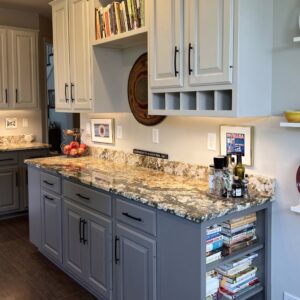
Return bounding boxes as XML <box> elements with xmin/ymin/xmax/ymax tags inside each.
<box><xmin>223</xmin><ymin>228</ymin><xmax>256</xmax><ymax>246</ymax></box>
<box><xmin>207</xmin><ymin>225</ymin><xmax>222</xmax><ymax>236</ymax></box>
<box><xmin>222</xmin><ymin>213</ymin><xmax>257</xmax><ymax>230</ymax></box>
<box><xmin>206</xmin><ymin>249</ymin><xmax>222</xmax><ymax>264</ymax></box>
<box><xmin>206</xmin><ymin>273</ymin><xmax>219</xmax><ymax>297</ymax></box>
<box><xmin>206</xmin><ymin>237</ymin><xmax>223</xmax><ymax>252</ymax></box>
<box><xmin>221</xmin><ymin>222</ymin><xmax>255</xmax><ymax>236</ymax></box>
<box><xmin>95</xmin><ymin>0</ymin><xmax>145</xmax><ymax>40</ymax></box>
<box><xmin>218</xmin><ymin>282</ymin><xmax>261</xmax><ymax>299</ymax></box>
<box><xmin>222</xmin><ymin>236</ymin><xmax>257</xmax><ymax>256</ymax></box>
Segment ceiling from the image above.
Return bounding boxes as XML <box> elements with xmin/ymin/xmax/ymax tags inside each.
<box><xmin>0</xmin><ymin>0</ymin><xmax>51</xmax><ymax>18</ymax></box>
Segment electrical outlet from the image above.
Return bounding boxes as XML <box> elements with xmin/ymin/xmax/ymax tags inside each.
<box><xmin>22</xmin><ymin>118</ymin><xmax>29</xmax><ymax>128</ymax></box>
<box><xmin>207</xmin><ymin>133</ymin><xmax>217</xmax><ymax>151</ymax></box>
<box><xmin>117</xmin><ymin>125</ymin><xmax>123</xmax><ymax>139</ymax></box>
<box><xmin>284</xmin><ymin>292</ymin><xmax>300</xmax><ymax>300</ymax></box>
<box><xmin>152</xmin><ymin>128</ymin><xmax>159</xmax><ymax>144</ymax></box>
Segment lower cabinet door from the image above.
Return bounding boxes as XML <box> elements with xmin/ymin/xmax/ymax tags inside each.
<box><xmin>0</xmin><ymin>166</ymin><xmax>19</xmax><ymax>213</ymax></box>
<box><xmin>116</xmin><ymin>224</ymin><xmax>156</xmax><ymax>300</ymax></box>
<box><xmin>84</xmin><ymin>209</ymin><xmax>112</xmax><ymax>299</ymax></box>
<box><xmin>63</xmin><ymin>199</ymin><xmax>86</xmax><ymax>279</ymax></box>
<box><xmin>41</xmin><ymin>190</ymin><xmax>62</xmax><ymax>264</ymax></box>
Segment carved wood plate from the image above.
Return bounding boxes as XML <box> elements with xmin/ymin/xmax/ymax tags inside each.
<box><xmin>128</xmin><ymin>53</ymin><xmax>166</xmax><ymax>126</ymax></box>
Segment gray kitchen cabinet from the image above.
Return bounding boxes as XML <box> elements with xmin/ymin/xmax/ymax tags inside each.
<box><xmin>115</xmin><ymin>223</ymin><xmax>156</xmax><ymax>300</ymax></box>
<box><xmin>63</xmin><ymin>198</ymin><xmax>112</xmax><ymax>299</ymax></box>
<box><xmin>20</xmin><ymin>149</ymin><xmax>49</xmax><ymax>210</ymax></box>
<box><xmin>41</xmin><ymin>190</ymin><xmax>62</xmax><ymax>264</ymax></box>
<box><xmin>0</xmin><ymin>165</ymin><xmax>19</xmax><ymax>212</ymax></box>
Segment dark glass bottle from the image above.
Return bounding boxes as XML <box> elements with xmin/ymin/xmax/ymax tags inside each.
<box><xmin>234</xmin><ymin>153</ymin><xmax>245</xmax><ymax>180</ymax></box>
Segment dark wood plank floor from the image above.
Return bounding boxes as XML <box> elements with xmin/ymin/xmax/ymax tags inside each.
<box><xmin>0</xmin><ymin>215</ymin><xmax>96</xmax><ymax>300</ymax></box>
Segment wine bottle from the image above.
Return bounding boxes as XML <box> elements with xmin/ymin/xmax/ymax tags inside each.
<box><xmin>234</xmin><ymin>153</ymin><xmax>245</xmax><ymax>180</ymax></box>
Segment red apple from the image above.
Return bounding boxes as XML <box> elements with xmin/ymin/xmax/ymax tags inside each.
<box><xmin>69</xmin><ymin>148</ymin><xmax>78</xmax><ymax>157</ymax></box>
<box><xmin>63</xmin><ymin>145</ymin><xmax>71</xmax><ymax>155</ymax></box>
<box><xmin>78</xmin><ymin>148</ymin><xmax>85</xmax><ymax>156</ymax></box>
<box><xmin>70</xmin><ymin>141</ymin><xmax>80</xmax><ymax>149</ymax></box>
<box><xmin>79</xmin><ymin>143</ymin><xmax>87</xmax><ymax>150</ymax></box>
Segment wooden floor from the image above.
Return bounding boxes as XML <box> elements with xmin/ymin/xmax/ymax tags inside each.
<box><xmin>0</xmin><ymin>215</ymin><xmax>96</xmax><ymax>300</ymax></box>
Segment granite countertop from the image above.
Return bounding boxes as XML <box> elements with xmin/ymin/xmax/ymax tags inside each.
<box><xmin>25</xmin><ymin>155</ymin><xmax>275</xmax><ymax>223</ymax></box>
<box><xmin>0</xmin><ymin>142</ymin><xmax>50</xmax><ymax>152</ymax></box>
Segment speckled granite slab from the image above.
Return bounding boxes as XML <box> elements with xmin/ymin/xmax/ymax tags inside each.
<box><xmin>0</xmin><ymin>135</ymin><xmax>50</xmax><ymax>152</ymax></box>
<box><xmin>25</xmin><ymin>155</ymin><xmax>275</xmax><ymax>223</ymax></box>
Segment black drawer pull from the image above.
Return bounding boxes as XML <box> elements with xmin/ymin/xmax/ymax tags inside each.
<box><xmin>43</xmin><ymin>180</ymin><xmax>54</xmax><ymax>186</ymax></box>
<box><xmin>0</xmin><ymin>158</ymin><xmax>14</xmax><ymax>162</ymax></box>
<box><xmin>174</xmin><ymin>46</ymin><xmax>179</xmax><ymax>77</ymax></box>
<box><xmin>115</xmin><ymin>235</ymin><xmax>120</xmax><ymax>264</ymax></box>
<box><xmin>188</xmin><ymin>43</ymin><xmax>193</xmax><ymax>75</ymax></box>
<box><xmin>82</xmin><ymin>219</ymin><xmax>87</xmax><ymax>245</ymax></box>
<box><xmin>79</xmin><ymin>218</ymin><xmax>84</xmax><ymax>243</ymax></box>
<box><xmin>76</xmin><ymin>193</ymin><xmax>90</xmax><ymax>201</ymax></box>
<box><xmin>44</xmin><ymin>195</ymin><xmax>54</xmax><ymax>201</ymax></box>
<box><xmin>122</xmin><ymin>212</ymin><xmax>142</xmax><ymax>222</ymax></box>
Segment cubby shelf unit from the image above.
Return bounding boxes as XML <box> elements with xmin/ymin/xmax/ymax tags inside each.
<box><xmin>150</xmin><ymin>90</ymin><xmax>235</xmax><ymax>117</ymax></box>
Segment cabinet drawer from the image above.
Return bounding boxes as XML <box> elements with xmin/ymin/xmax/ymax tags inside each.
<box><xmin>41</xmin><ymin>172</ymin><xmax>61</xmax><ymax>194</ymax></box>
<box><xmin>63</xmin><ymin>180</ymin><xmax>111</xmax><ymax>216</ymax></box>
<box><xmin>0</xmin><ymin>153</ymin><xmax>18</xmax><ymax>166</ymax></box>
<box><xmin>116</xmin><ymin>199</ymin><xmax>156</xmax><ymax>236</ymax></box>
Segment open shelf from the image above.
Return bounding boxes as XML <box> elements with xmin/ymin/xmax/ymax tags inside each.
<box><xmin>280</xmin><ymin>122</ymin><xmax>300</xmax><ymax>128</ymax></box>
<box><xmin>206</xmin><ymin>242</ymin><xmax>264</xmax><ymax>272</ymax></box>
<box><xmin>219</xmin><ymin>285</ymin><xmax>264</xmax><ymax>300</ymax></box>
<box><xmin>166</xmin><ymin>93</ymin><xmax>180</xmax><ymax>110</ymax></box>
<box><xmin>92</xmin><ymin>27</ymin><xmax>147</xmax><ymax>48</ymax></box>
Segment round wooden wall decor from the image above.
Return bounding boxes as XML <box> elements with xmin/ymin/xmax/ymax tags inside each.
<box><xmin>128</xmin><ymin>53</ymin><xmax>166</xmax><ymax>126</ymax></box>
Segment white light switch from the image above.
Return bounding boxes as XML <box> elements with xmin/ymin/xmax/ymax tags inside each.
<box><xmin>207</xmin><ymin>133</ymin><xmax>217</xmax><ymax>151</ymax></box>
<box><xmin>22</xmin><ymin>118</ymin><xmax>29</xmax><ymax>128</ymax></box>
<box><xmin>152</xmin><ymin>129</ymin><xmax>159</xmax><ymax>144</ymax></box>
<box><xmin>117</xmin><ymin>125</ymin><xmax>123</xmax><ymax>139</ymax></box>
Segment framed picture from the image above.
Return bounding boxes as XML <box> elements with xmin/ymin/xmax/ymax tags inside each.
<box><xmin>91</xmin><ymin>119</ymin><xmax>115</xmax><ymax>144</ymax></box>
<box><xmin>220</xmin><ymin>125</ymin><xmax>254</xmax><ymax>166</ymax></box>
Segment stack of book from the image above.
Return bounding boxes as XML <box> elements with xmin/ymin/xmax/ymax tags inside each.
<box><xmin>221</xmin><ymin>213</ymin><xmax>257</xmax><ymax>256</ymax></box>
<box><xmin>206</xmin><ymin>225</ymin><xmax>223</xmax><ymax>264</ymax></box>
<box><xmin>216</xmin><ymin>253</ymin><xmax>261</xmax><ymax>299</ymax></box>
<box><xmin>206</xmin><ymin>271</ymin><xmax>219</xmax><ymax>299</ymax></box>
<box><xmin>95</xmin><ymin>0</ymin><xmax>145</xmax><ymax>40</ymax></box>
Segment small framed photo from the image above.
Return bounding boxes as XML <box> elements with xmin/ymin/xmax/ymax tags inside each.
<box><xmin>91</xmin><ymin>119</ymin><xmax>115</xmax><ymax>144</ymax></box>
<box><xmin>220</xmin><ymin>125</ymin><xmax>254</xmax><ymax>166</ymax></box>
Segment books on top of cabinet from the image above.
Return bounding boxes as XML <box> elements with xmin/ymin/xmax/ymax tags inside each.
<box><xmin>95</xmin><ymin>0</ymin><xmax>145</xmax><ymax>40</ymax></box>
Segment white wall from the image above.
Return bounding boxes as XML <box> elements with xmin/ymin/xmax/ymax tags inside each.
<box><xmin>82</xmin><ymin>1</ymin><xmax>300</xmax><ymax>299</ymax></box>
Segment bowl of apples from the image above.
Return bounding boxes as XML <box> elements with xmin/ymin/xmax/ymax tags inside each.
<box><xmin>63</xmin><ymin>141</ymin><xmax>88</xmax><ymax>158</ymax></box>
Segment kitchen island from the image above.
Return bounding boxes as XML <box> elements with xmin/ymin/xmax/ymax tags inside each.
<box><xmin>26</xmin><ymin>154</ymin><xmax>274</xmax><ymax>300</ymax></box>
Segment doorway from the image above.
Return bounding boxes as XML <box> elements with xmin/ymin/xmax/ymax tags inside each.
<box><xmin>45</xmin><ymin>42</ymin><xmax>80</xmax><ymax>154</ymax></box>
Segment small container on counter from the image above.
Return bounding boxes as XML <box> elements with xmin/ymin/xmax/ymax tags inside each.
<box><xmin>213</xmin><ymin>156</ymin><xmax>226</xmax><ymax>196</ymax></box>
<box><xmin>232</xmin><ymin>176</ymin><xmax>243</xmax><ymax>198</ymax></box>
<box><xmin>242</xmin><ymin>174</ymin><xmax>250</xmax><ymax>199</ymax></box>
<box><xmin>209</xmin><ymin>165</ymin><xmax>215</xmax><ymax>194</ymax></box>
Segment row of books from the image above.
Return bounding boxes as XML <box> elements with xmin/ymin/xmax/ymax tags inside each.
<box><xmin>206</xmin><ymin>213</ymin><xmax>257</xmax><ymax>264</ymax></box>
<box><xmin>95</xmin><ymin>0</ymin><xmax>145</xmax><ymax>40</ymax></box>
<box><xmin>206</xmin><ymin>252</ymin><xmax>261</xmax><ymax>299</ymax></box>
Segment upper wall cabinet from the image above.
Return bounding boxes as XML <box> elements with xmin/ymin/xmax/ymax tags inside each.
<box><xmin>51</xmin><ymin>0</ymin><xmax>92</xmax><ymax>112</ymax></box>
<box><xmin>0</xmin><ymin>27</ymin><xmax>38</xmax><ymax>110</ymax></box>
<box><xmin>148</xmin><ymin>0</ymin><xmax>273</xmax><ymax>117</ymax></box>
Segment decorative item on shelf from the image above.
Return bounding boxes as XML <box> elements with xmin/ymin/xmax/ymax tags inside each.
<box><xmin>24</xmin><ymin>134</ymin><xmax>35</xmax><ymax>143</ymax></box>
<box><xmin>220</xmin><ymin>125</ymin><xmax>254</xmax><ymax>166</ymax></box>
<box><xmin>284</xmin><ymin>111</ymin><xmax>300</xmax><ymax>123</ymax></box>
<box><xmin>291</xmin><ymin>166</ymin><xmax>300</xmax><ymax>213</ymax></box>
<box><xmin>61</xmin><ymin>128</ymin><xmax>88</xmax><ymax>157</ymax></box>
<box><xmin>128</xmin><ymin>53</ymin><xmax>166</xmax><ymax>126</ymax></box>
<box><xmin>91</xmin><ymin>119</ymin><xmax>115</xmax><ymax>144</ymax></box>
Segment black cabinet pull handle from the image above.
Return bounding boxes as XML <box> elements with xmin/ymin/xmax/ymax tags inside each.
<box><xmin>82</xmin><ymin>219</ymin><xmax>87</xmax><ymax>245</ymax></box>
<box><xmin>43</xmin><ymin>180</ymin><xmax>54</xmax><ymax>186</ymax></box>
<box><xmin>174</xmin><ymin>46</ymin><xmax>179</xmax><ymax>77</ymax></box>
<box><xmin>79</xmin><ymin>218</ymin><xmax>84</xmax><ymax>243</ymax></box>
<box><xmin>76</xmin><ymin>193</ymin><xmax>90</xmax><ymax>201</ymax></box>
<box><xmin>5</xmin><ymin>89</ymin><xmax>8</xmax><ymax>103</ymax></box>
<box><xmin>71</xmin><ymin>83</ymin><xmax>75</xmax><ymax>103</ymax></box>
<box><xmin>188</xmin><ymin>43</ymin><xmax>193</xmax><ymax>75</ymax></box>
<box><xmin>122</xmin><ymin>212</ymin><xmax>142</xmax><ymax>222</ymax></box>
<box><xmin>0</xmin><ymin>158</ymin><xmax>14</xmax><ymax>162</ymax></box>
<box><xmin>44</xmin><ymin>195</ymin><xmax>54</xmax><ymax>201</ymax></box>
<box><xmin>115</xmin><ymin>235</ymin><xmax>120</xmax><ymax>264</ymax></box>
<box><xmin>65</xmin><ymin>83</ymin><xmax>69</xmax><ymax>102</ymax></box>
<box><xmin>15</xmin><ymin>89</ymin><xmax>18</xmax><ymax>103</ymax></box>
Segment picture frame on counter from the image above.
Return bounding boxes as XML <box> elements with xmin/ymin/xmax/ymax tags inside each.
<box><xmin>91</xmin><ymin>118</ymin><xmax>115</xmax><ymax>144</ymax></box>
<box><xmin>220</xmin><ymin>125</ymin><xmax>254</xmax><ymax>166</ymax></box>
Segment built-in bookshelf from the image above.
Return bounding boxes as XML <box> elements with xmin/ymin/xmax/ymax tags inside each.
<box><xmin>92</xmin><ymin>0</ymin><xmax>147</xmax><ymax>48</ymax></box>
<box><xmin>150</xmin><ymin>90</ymin><xmax>235</xmax><ymax>117</ymax></box>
